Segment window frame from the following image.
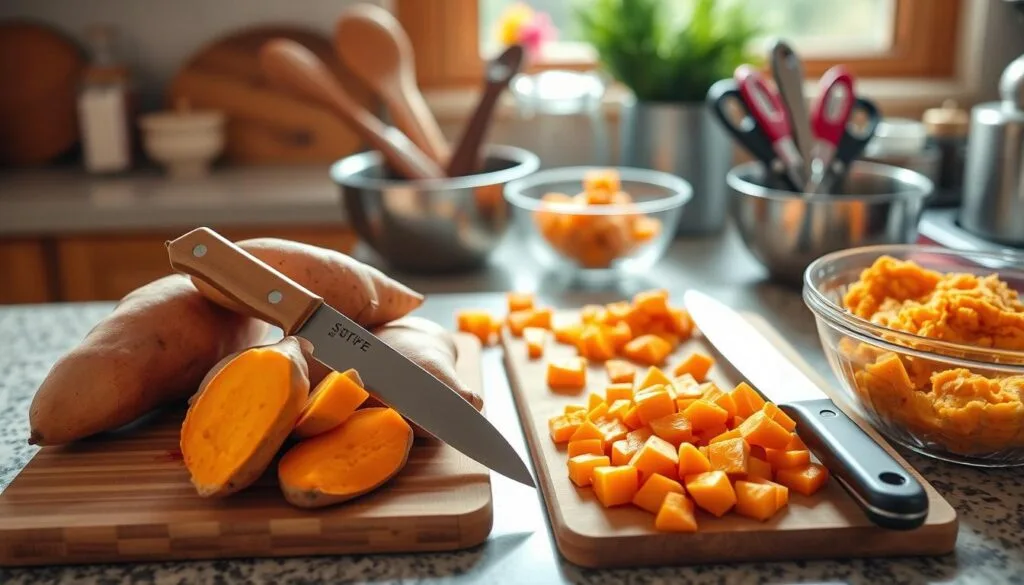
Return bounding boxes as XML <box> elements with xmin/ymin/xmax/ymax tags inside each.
<box><xmin>396</xmin><ymin>0</ymin><xmax>963</xmax><ymax>88</ymax></box>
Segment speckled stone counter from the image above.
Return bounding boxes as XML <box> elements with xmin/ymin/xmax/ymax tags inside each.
<box><xmin>2</xmin><ymin>232</ymin><xmax>1024</xmax><ymax>584</ymax></box>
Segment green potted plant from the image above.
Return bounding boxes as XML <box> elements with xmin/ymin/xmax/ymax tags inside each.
<box><xmin>577</xmin><ymin>0</ymin><xmax>761</xmax><ymax>235</ymax></box>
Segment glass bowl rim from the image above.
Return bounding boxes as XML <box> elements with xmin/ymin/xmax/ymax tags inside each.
<box><xmin>803</xmin><ymin>243</ymin><xmax>1024</xmax><ymax>369</ymax></box>
<box><xmin>503</xmin><ymin>166</ymin><xmax>693</xmax><ymax>216</ymax></box>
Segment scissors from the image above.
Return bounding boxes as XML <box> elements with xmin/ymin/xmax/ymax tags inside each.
<box><xmin>813</xmin><ymin>96</ymin><xmax>881</xmax><ymax>194</ymax></box>
<box><xmin>770</xmin><ymin>40</ymin><xmax>813</xmax><ymax>188</ymax></box>
<box><xmin>806</xmin><ymin>65</ymin><xmax>856</xmax><ymax>193</ymax></box>
<box><xmin>706</xmin><ymin>78</ymin><xmax>793</xmax><ymax>188</ymax></box>
<box><xmin>733</xmin><ymin>65</ymin><xmax>807</xmax><ymax>192</ymax></box>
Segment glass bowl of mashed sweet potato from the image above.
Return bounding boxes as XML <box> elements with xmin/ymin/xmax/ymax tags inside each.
<box><xmin>504</xmin><ymin>167</ymin><xmax>691</xmax><ymax>283</ymax></box>
<box><xmin>804</xmin><ymin>244</ymin><xmax>1024</xmax><ymax>467</ymax></box>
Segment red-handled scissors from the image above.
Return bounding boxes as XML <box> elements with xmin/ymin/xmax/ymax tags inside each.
<box><xmin>734</xmin><ymin>65</ymin><xmax>806</xmax><ymax>191</ymax></box>
<box><xmin>807</xmin><ymin>65</ymin><xmax>856</xmax><ymax>192</ymax></box>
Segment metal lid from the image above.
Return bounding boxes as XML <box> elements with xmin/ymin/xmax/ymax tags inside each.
<box><xmin>922</xmin><ymin>99</ymin><xmax>969</xmax><ymax>137</ymax></box>
<box><xmin>1000</xmin><ymin>54</ymin><xmax>1024</xmax><ymax>110</ymax></box>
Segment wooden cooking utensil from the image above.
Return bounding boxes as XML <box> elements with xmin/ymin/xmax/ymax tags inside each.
<box><xmin>446</xmin><ymin>44</ymin><xmax>525</xmax><ymax>177</ymax></box>
<box><xmin>334</xmin><ymin>3</ymin><xmax>450</xmax><ymax>167</ymax></box>
<box><xmin>259</xmin><ymin>39</ymin><xmax>444</xmax><ymax>180</ymax></box>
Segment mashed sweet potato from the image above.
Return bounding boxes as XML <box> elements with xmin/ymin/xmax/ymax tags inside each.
<box><xmin>840</xmin><ymin>256</ymin><xmax>1024</xmax><ymax>455</ymax></box>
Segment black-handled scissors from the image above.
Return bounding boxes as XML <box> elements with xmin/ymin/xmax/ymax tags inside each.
<box><xmin>815</xmin><ymin>96</ymin><xmax>882</xmax><ymax>194</ymax></box>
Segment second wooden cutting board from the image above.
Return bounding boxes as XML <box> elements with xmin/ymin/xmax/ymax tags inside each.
<box><xmin>502</xmin><ymin>311</ymin><xmax>957</xmax><ymax>569</ymax></box>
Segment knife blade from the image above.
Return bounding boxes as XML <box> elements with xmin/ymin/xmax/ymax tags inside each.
<box><xmin>683</xmin><ymin>290</ymin><xmax>928</xmax><ymax>530</ymax></box>
<box><xmin>166</xmin><ymin>227</ymin><xmax>535</xmax><ymax>488</ymax></box>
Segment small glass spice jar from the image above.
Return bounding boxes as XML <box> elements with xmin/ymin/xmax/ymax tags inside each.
<box><xmin>922</xmin><ymin>100</ymin><xmax>970</xmax><ymax>207</ymax></box>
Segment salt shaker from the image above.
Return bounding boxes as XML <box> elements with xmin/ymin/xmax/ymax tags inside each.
<box><xmin>77</xmin><ymin>25</ymin><xmax>134</xmax><ymax>174</ymax></box>
<box><xmin>922</xmin><ymin>100</ymin><xmax>969</xmax><ymax>207</ymax></box>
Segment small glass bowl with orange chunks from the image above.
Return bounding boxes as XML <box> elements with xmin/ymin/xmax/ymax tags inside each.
<box><xmin>504</xmin><ymin>167</ymin><xmax>691</xmax><ymax>281</ymax></box>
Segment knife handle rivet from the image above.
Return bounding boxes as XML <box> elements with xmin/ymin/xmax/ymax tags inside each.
<box><xmin>267</xmin><ymin>290</ymin><xmax>283</xmax><ymax>304</ymax></box>
<box><xmin>192</xmin><ymin>244</ymin><xmax>207</xmax><ymax>258</ymax></box>
<box><xmin>879</xmin><ymin>471</ymin><xmax>907</xmax><ymax>486</ymax></box>
<box><xmin>819</xmin><ymin>409</ymin><xmax>837</xmax><ymax>418</ymax></box>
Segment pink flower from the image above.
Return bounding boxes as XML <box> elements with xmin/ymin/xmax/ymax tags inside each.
<box><xmin>518</xmin><ymin>12</ymin><xmax>557</xmax><ymax>59</ymax></box>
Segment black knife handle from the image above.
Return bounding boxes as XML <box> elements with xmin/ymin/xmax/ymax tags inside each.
<box><xmin>780</xmin><ymin>399</ymin><xmax>929</xmax><ymax>530</ymax></box>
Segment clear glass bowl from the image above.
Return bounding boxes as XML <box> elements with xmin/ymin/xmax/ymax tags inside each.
<box><xmin>503</xmin><ymin>166</ymin><xmax>691</xmax><ymax>283</ymax></box>
<box><xmin>803</xmin><ymin>244</ymin><xmax>1024</xmax><ymax>467</ymax></box>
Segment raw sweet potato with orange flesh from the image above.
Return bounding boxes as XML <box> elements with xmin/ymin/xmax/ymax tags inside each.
<box><xmin>524</xmin><ymin>327</ymin><xmax>547</xmax><ymax>359</ymax></box>
<box><xmin>605</xmin><ymin>360</ymin><xmax>637</xmax><ymax>384</ymax></box>
<box><xmin>623</xmin><ymin>334</ymin><xmax>673</xmax><ymax>366</ymax></box>
<box><xmin>684</xmin><ymin>470</ymin><xmax>736</xmax><ymax>517</ymax></box>
<box><xmin>181</xmin><ymin>336</ymin><xmax>310</xmax><ymax>497</ymax></box>
<box><xmin>735</xmin><ymin>480</ymin><xmax>782</xmax><ymax>521</ymax></box>
<box><xmin>278</xmin><ymin>407</ymin><xmax>413</xmax><ymax>508</ymax></box>
<box><xmin>632</xmin><ymin>473</ymin><xmax>684</xmax><ymax>514</ymax></box>
<box><xmin>29</xmin><ymin>275</ymin><xmax>269</xmax><ymax>446</ymax></box>
<box><xmin>592</xmin><ymin>465</ymin><xmax>640</xmax><ymax>507</ymax></box>
<box><xmin>507</xmin><ymin>292</ymin><xmax>535</xmax><ymax>313</ymax></box>
<box><xmin>655</xmin><ymin>492</ymin><xmax>698</xmax><ymax>532</ymax></box>
<box><xmin>673</xmin><ymin>353</ymin><xmax>715</xmax><ymax>382</ymax></box>
<box><xmin>547</xmin><ymin>357</ymin><xmax>588</xmax><ymax>391</ymax></box>
<box><xmin>292</xmin><ymin>369</ymin><xmax>368</xmax><ymax>439</ymax></box>
<box><xmin>456</xmin><ymin>310</ymin><xmax>496</xmax><ymax>345</ymax></box>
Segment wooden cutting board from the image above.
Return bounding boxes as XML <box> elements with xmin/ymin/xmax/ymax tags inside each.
<box><xmin>0</xmin><ymin>335</ymin><xmax>491</xmax><ymax>567</ymax></box>
<box><xmin>167</xmin><ymin>26</ymin><xmax>375</xmax><ymax>164</ymax></box>
<box><xmin>502</xmin><ymin>312</ymin><xmax>958</xmax><ymax>569</ymax></box>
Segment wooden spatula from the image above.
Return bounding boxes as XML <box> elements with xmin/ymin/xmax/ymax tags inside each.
<box><xmin>446</xmin><ymin>45</ymin><xmax>525</xmax><ymax>177</ymax></box>
<box><xmin>335</xmin><ymin>4</ymin><xmax>450</xmax><ymax>168</ymax></box>
<box><xmin>259</xmin><ymin>38</ymin><xmax>444</xmax><ymax>181</ymax></box>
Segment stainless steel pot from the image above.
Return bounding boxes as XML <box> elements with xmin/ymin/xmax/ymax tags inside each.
<box><xmin>959</xmin><ymin>53</ymin><xmax>1024</xmax><ymax>245</ymax></box>
<box><xmin>331</xmin><ymin>144</ymin><xmax>540</xmax><ymax>273</ymax></box>
<box><xmin>729</xmin><ymin>160</ymin><xmax>933</xmax><ymax>285</ymax></box>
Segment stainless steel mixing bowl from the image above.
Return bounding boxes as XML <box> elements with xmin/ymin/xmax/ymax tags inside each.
<box><xmin>331</xmin><ymin>144</ymin><xmax>540</xmax><ymax>273</ymax></box>
<box><xmin>729</xmin><ymin>160</ymin><xmax>933</xmax><ymax>285</ymax></box>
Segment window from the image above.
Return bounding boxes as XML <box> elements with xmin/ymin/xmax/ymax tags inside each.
<box><xmin>395</xmin><ymin>0</ymin><xmax>962</xmax><ymax>88</ymax></box>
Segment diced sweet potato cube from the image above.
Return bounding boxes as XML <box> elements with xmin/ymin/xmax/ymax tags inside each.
<box><xmin>673</xmin><ymin>353</ymin><xmax>715</xmax><ymax>382</ymax></box>
<box><xmin>583</xmin><ymin>168</ymin><xmax>621</xmax><ymax>197</ymax></box>
<box><xmin>605</xmin><ymin>360</ymin><xmax>636</xmax><ymax>384</ymax></box>
<box><xmin>593</xmin><ymin>415</ymin><xmax>630</xmax><ymax>447</ymax></box>
<box><xmin>735</xmin><ymin>480</ymin><xmax>782</xmax><ymax>522</ymax></box>
<box><xmin>765</xmin><ymin>448</ymin><xmax>811</xmax><ymax>470</ymax></box>
<box><xmin>508</xmin><ymin>308</ymin><xmax>552</xmax><ymax>336</ymax></box>
<box><xmin>648</xmin><ymin>412</ymin><xmax>693</xmax><ymax>446</ymax></box>
<box><xmin>564</xmin><ymin>404</ymin><xmax>586</xmax><ymax>415</ymax></box>
<box><xmin>605</xmin><ymin>383</ymin><xmax>633</xmax><ymax>404</ymax></box>
<box><xmin>592</xmin><ymin>465</ymin><xmax>639</xmax><ymax>507</ymax></box>
<box><xmin>580</xmin><ymin>324</ymin><xmax>616</xmax><ymax>362</ymax></box>
<box><xmin>568</xmin><ymin>454</ymin><xmax>610</xmax><ymax>487</ymax></box>
<box><xmin>523</xmin><ymin>327</ymin><xmax>547</xmax><ymax>359</ymax></box>
<box><xmin>623</xmin><ymin>334</ymin><xmax>673</xmax><ymax>366</ymax></box>
<box><xmin>607</xmin><ymin>399</ymin><xmax>632</xmax><ymax>421</ymax></box>
<box><xmin>569</xmin><ymin>419</ymin><xmax>604</xmax><ymax>442</ymax></box>
<box><xmin>633</xmin><ymin>289</ymin><xmax>670</xmax><ymax>317</ymax></box>
<box><xmin>604</xmin><ymin>301</ymin><xmax>632</xmax><ymax>324</ymax></box>
<box><xmin>683</xmin><ymin>399</ymin><xmax>730</xmax><ymax>432</ymax></box>
<box><xmin>787</xmin><ymin>433</ymin><xmax>808</xmax><ymax>451</ymax></box>
<box><xmin>675</xmin><ymin>398</ymin><xmax>698</xmax><ymax>412</ymax></box>
<box><xmin>622</xmin><ymin>405</ymin><xmax>643</xmax><ymax>430</ymax></box>
<box><xmin>702</xmin><ymin>384</ymin><xmax>737</xmax><ymax>419</ymax></box>
<box><xmin>629</xmin><ymin>435</ymin><xmax>680</xmax><ymax>483</ymax></box>
<box><xmin>568</xmin><ymin>438</ymin><xmax>605</xmax><ymax>458</ymax></box>
<box><xmin>731</xmin><ymin>416</ymin><xmax>746</xmax><ymax>429</ymax></box>
<box><xmin>865</xmin><ymin>352</ymin><xmax>915</xmax><ymax>393</ymax></box>
<box><xmin>632</xmin><ymin>473</ymin><xmax>685</xmax><ymax>514</ymax></box>
<box><xmin>755</xmin><ymin>478</ymin><xmax>790</xmax><ymax>508</ymax></box>
<box><xmin>654</xmin><ymin>492</ymin><xmax>698</xmax><ymax>532</ymax></box>
<box><xmin>775</xmin><ymin>463</ymin><xmax>830</xmax><ymax>496</ymax></box>
<box><xmin>747</xmin><ymin>456</ymin><xmax>773</xmax><ymax>481</ymax></box>
<box><xmin>684</xmin><ymin>470</ymin><xmax>737</xmax><ymax>517</ymax></box>
<box><xmin>587</xmin><ymin>393</ymin><xmax>606</xmax><ymax>412</ymax></box>
<box><xmin>456</xmin><ymin>310</ymin><xmax>495</xmax><ymax>345</ymax></box>
<box><xmin>678</xmin><ymin>442</ymin><xmax>711</xmax><ymax>477</ymax></box>
<box><xmin>547</xmin><ymin>357</ymin><xmax>587</xmax><ymax>391</ymax></box>
<box><xmin>672</xmin><ymin>374</ymin><xmax>704</xmax><ymax>399</ymax></box>
<box><xmin>507</xmin><ymin>292</ymin><xmax>534</xmax><ymax>313</ymax></box>
<box><xmin>612</xmin><ymin>428</ymin><xmax>653</xmax><ymax>465</ymax></box>
<box><xmin>667</xmin><ymin>307</ymin><xmax>694</xmax><ymax>339</ymax></box>
<box><xmin>709</xmin><ymin>428</ymin><xmax>743</xmax><ymax>444</ymax></box>
<box><xmin>708</xmin><ymin>437</ymin><xmax>750</xmax><ymax>476</ymax></box>
<box><xmin>761</xmin><ymin>402</ymin><xmax>797</xmax><ymax>432</ymax></box>
<box><xmin>606</xmin><ymin>321</ymin><xmax>633</xmax><ymax>349</ymax></box>
<box><xmin>587</xmin><ymin>402</ymin><xmax>609</xmax><ymax>422</ymax></box>
<box><xmin>637</xmin><ymin>366</ymin><xmax>673</xmax><ymax>392</ymax></box>
<box><xmin>549</xmin><ymin>414</ymin><xmax>580</xmax><ymax>443</ymax></box>
<box><xmin>631</xmin><ymin>216</ymin><xmax>661</xmax><ymax>243</ymax></box>
<box><xmin>581</xmin><ymin>304</ymin><xmax>605</xmax><ymax>324</ymax></box>
<box><xmin>610</xmin><ymin>440</ymin><xmax>630</xmax><ymax>466</ymax></box>
<box><xmin>738</xmin><ymin>411</ymin><xmax>792</xmax><ymax>450</ymax></box>
<box><xmin>554</xmin><ymin>322</ymin><xmax>584</xmax><ymax>346</ymax></box>
<box><xmin>730</xmin><ymin>382</ymin><xmax>766</xmax><ymax>418</ymax></box>
<box><xmin>634</xmin><ymin>386</ymin><xmax>676</xmax><ymax>425</ymax></box>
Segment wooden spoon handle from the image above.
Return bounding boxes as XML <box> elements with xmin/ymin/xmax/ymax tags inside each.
<box><xmin>389</xmin><ymin>79</ymin><xmax>450</xmax><ymax>167</ymax></box>
<box><xmin>446</xmin><ymin>86</ymin><xmax>503</xmax><ymax>177</ymax></box>
<box><xmin>259</xmin><ymin>39</ymin><xmax>444</xmax><ymax>181</ymax></box>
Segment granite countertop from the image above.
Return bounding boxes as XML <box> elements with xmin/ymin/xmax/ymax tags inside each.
<box><xmin>2</xmin><ymin>228</ymin><xmax>1023</xmax><ymax>584</ymax></box>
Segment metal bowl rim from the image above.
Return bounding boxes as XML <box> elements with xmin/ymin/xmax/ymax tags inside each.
<box><xmin>727</xmin><ymin>160</ymin><xmax>935</xmax><ymax>204</ymax></box>
<box><xmin>503</xmin><ymin>165</ymin><xmax>693</xmax><ymax>215</ymax></box>
<box><xmin>329</xmin><ymin>144</ymin><xmax>541</xmax><ymax>191</ymax></box>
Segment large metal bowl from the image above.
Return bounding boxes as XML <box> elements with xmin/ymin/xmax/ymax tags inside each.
<box><xmin>331</xmin><ymin>145</ymin><xmax>540</xmax><ymax>273</ymax></box>
<box><xmin>729</xmin><ymin>161</ymin><xmax>933</xmax><ymax>285</ymax></box>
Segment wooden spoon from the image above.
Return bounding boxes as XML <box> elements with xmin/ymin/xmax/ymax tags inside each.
<box><xmin>259</xmin><ymin>38</ymin><xmax>444</xmax><ymax>180</ymax></box>
<box><xmin>446</xmin><ymin>45</ymin><xmax>525</xmax><ymax>177</ymax></box>
<box><xmin>335</xmin><ymin>4</ymin><xmax>450</xmax><ymax>167</ymax></box>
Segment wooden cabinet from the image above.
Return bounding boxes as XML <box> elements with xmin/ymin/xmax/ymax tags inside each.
<box><xmin>1</xmin><ymin>226</ymin><xmax>357</xmax><ymax>304</ymax></box>
<box><xmin>0</xmin><ymin>240</ymin><xmax>55</xmax><ymax>304</ymax></box>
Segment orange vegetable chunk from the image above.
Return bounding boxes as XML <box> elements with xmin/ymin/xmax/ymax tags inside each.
<box><xmin>708</xmin><ymin>437</ymin><xmax>750</xmax><ymax>475</ymax></box>
<box><xmin>564</xmin><ymin>404</ymin><xmax>586</xmax><ymax>415</ymax></box>
<box><xmin>762</xmin><ymin>402</ymin><xmax>797</xmax><ymax>432</ymax></box>
<box><xmin>684</xmin><ymin>470</ymin><xmax>737</xmax><ymax>517</ymax></box>
<box><xmin>667</xmin><ymin>307</ymin><xmax>694</xmax><ymax>339</ymax></box>
<box><xmin>709</xmin><ymin>428</ymin><xmax>743</xmax><ymax>444</ymax></box>
<box><xmin>632</xmin><ymin>473</ymin><xmax>685</xmax><ymax>514</ymax></box>
<box><xmin>629</xmin><ymin>435</ymin><xmax>680</xmax><ymax>482</ymax></box>
<box><xmin>675</xmin><ymin>398</ymin><xmax>698</xmax><ymax>412</ymax></box>
<box><xmin>673</xmin><ymin>353</ymin><xmax>715</xmax><ymax>382</ymax></box>
<box><xmin>604</xmin><ymin>301</ymin><xmax>632</xmax><ymax>324</ymax></box>
<box><xmin>631</xmin><ymin>216</ymin><xmax>662</xmax><ymax>244</ymax></box>
<box><xmin>547</xmin><ymin>357</ymin><xmax>587</xmax><ymax>391</ymax></box>
<box><xmin>730</xmin><ymin>382</ymin><xmax>766</xmax><ymax>418</ymax></box>
<box><xmin>611</xmin><ymin>428</ymin><xmax>653</xmax><ymax>465</ymax></box>
<box><xmin>293</xmin><ymin>369</ymin><xmax>368</xmax><ymax>439</ymax></box>
<box><xmin>607</xmin><ymin>399</ymin><xmax>632</xmax><ymax>421</ymax></box>
<box><xmin>735</xmin><ymin>480</ymin><xmax>782</xmax><ymax>521</ymax></box>
<box><xmin>568</xmin><ymin>438</ymin><xmax>605</xmax><ymax>458</ymax></box>
<box><xmin>738</xmin><ymin>411</ymin><xmax>793</xmax><ymax>450</ymax></box>
<box><xmin>637</xmin><ymin>366</ymin><xmax>673</xmax><ymax>392</ymax></box>
<box><xmin>678</xmin><ymin>442</ymin><xmax>711</xmax><ymax>477</ymax></box>
<box><xmin>593</xmin><ymin>415</ymin><xmax>630</xmax><ymax>447</ymax></box>
<box><xmin>634</xmin><ymin>385</ymin><xmax>676</xmax><ymax>425</ymax></box>
<box><xmin>765</xmin><ymin>448</ymin><xmax>811</xmax><ymax>470</ymax></box>
<box><xmin>581</xmin><ymin>304</ymin><xmax>605</xmax><ymax>324</ymax></box>
<box><xmin>523</xmin><ymin>327</ymin><xmax>547</xmax><ymax>359</ymax></box>
<box><xmin>606</xmin><ymin>321</ymin><xmax>633</xmax><ymax>349</ymax></box>
<box><xmin>750</xmin><ymin>478</ymin><xmax>791</xmax><ymax>508</ymax></box>
<box><xmin>456</xmin><ymin>310</ymin><xmax>495</xmax><ymax>345</ymax></box>
<box><xmin>787</xmin><ymin>433</ymin><xmax>808</xmax><ymax>451</ymax></box>
<box><xmin>568</xmin><ymin>454</ymin><xmax>610</xmax><ymax>487</ymax></box>
<box><xmin>702</xmin><ymin>384</ymin><xmax>737</xmax><ymax>419</ymax></box>
<box><xmin>776</xmin><ymin>463</ymin><xmax>830</xmax><ymax>496</ymax></box>
<box><xmin>507</xmin><ymin>292</ymin><xmax>534</xmax><ymax>313</ymax></box>
<box><xmin>549</xmin><ymin>414</ymin><xmax>581</xmax><ymax>443</ymax></box>
<box><xmin>570</xmin><ymin>419</ymin><xmax>604</xmax><ymax>442</ymax></box>
<box><xmin>623</xmin><ymin>334</ymin><xmax>673</xmax><ymax>366</ymax></box>
<box><xmin>648</xmin><ymin>412</ymin><xmax>693</xmax><ymax>446</ymax></box>
<box><xmin>747</xmin><ymin>456</ymin><xmax>773</xmax><ymax>481</ymax></box>
<box><xmin>605</xmin><ymin>383</ymin><xmax>634</xmax><ymax>403</ymax></box>
<box><xmin>633</xmin><ymin>289</ymin><xmax>670</xmax><ymax>317</ymax></box>
<box><xmin>605</xmin><ymin>360</ymin><xmax>636</xmax><ymax>384</ymax></box>
<box><xmin>554</xmin><ymin>322</ymin><xmax>584</xmax><ymax>346</ymax></box>
<box><xmin>683</xmin><ymin>399</ymin><xmax>730</xmax><ymax>432</ymax></box>
<box><xmin>622</xmin><ymin>405</ymin><xmax>643</xmax><ymax>429</ymax></box>
<box><xmin>588</xmin><ymin>393</ymin><xmax>606</xmax><ymax>412</ymax></box>
<box><xmin>654</xmin><ymin>492</ymin><xmax>698</xmax><ymax>532</ymax></box>
<box><xmin>580</xmin><ymin>325</ymin><xmax>616</xmax><ymax>362</ymax></box>
<box><xmin>672</xmin><ymin>374</ymin><xmax>704</xmax><ymax>399</ymax></box>
<box><xmin>592</xmin><ymin>465</ymin><xmax>640</xmax><ymax>507</ymax></box>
